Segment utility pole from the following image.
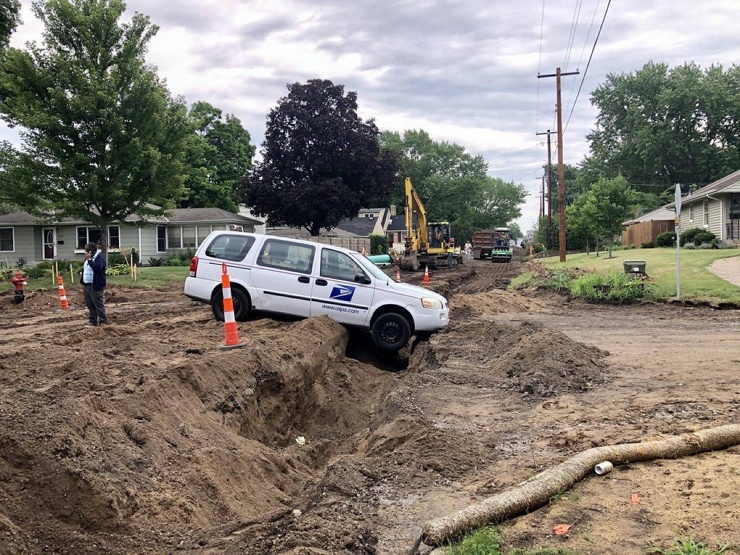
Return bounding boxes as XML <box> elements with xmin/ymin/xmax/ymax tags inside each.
<box><xmin>540</xmin><ymin>175</ymin><xmax>545</xmax><ymax>219</ymax></box>
<box><xmin>535</xmin><ymin>129</ymin><xmax>557</xmax><ymax>250</ymax></box>
<box><xmin>538</xmin><ymin>68</ymin><xmax>578</xmax><ymax>261</ymax></box>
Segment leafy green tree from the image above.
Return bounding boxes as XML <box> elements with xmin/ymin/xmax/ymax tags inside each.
<box><xmin>242</xmin><ymin>79</ymin><xmax>397</xmax><ymax>235</ymax></box>
<box><xmin>584</xmin><ymin>61</ymin><xmax>740</xmax><ymax>186</ymax></box>
<box><xmin>0</xmin><ymin>0</ymin><xmax>190</xmax><ymax>251</ymax></box>
<box><xmin>180</xmin><ymin>101</ymin><xmax>254</xmax><ymax>212</ymax></box>
<box><xmin>380</xmin><ymin>129</ymin><xmax>526</xmax><ymax>243</ymax></box>
<box><xmin>579</xmin><ymin>176</ymin><xmax>634</xmax><ymax>258</ymax></box>
<box><xmin>0</xmin><ymin>0</ymin><xmax>21</xmax><ymax>48</ymax></box>
<box><xmin>507</xmin><ymin>222</ymin><xmax>522</xmax><ymax>240</ymax></box>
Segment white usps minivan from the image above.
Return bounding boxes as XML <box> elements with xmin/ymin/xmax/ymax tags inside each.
<box><xmin>184</xmin><ymin>231</ymin><xmax>449</xmax><ymax>352</ymax></box>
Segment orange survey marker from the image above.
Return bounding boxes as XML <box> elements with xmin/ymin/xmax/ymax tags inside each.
<box><xmin>219</xmin><ymin>263</ymin><xmax>246</xmax><ymax>350</ymax></box>
<box><xmin>395</xmin><ymin>267</ymin><xmax>401</xmax><ymax>282</ymax></box>
<box><xmin>422</xmin><ymin>265</ymin><xmax>430</xmax><ymax>285</ymax></box>
<box><xmin>57</xmin><ymin>274</ymin><xmax>69</xmax><ymax>310</ymax></box>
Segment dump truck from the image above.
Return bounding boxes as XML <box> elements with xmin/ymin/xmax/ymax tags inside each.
<box><xmin>472</xmin><ymin>228</ymin><xmax>512</xmax><ymax>262</ymax></box>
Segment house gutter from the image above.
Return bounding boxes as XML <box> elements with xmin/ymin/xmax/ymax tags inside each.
<box><xmin>706</xmin><ymin>193</ymin><xmax>723</xmax><ymax>241</ymax></box>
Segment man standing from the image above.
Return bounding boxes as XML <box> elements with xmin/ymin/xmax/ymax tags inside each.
<box><xmin>464</xmin><ymin>241</ymin><xmax>472</xmax><ymax>261</ymax></box>
<box><xmin>81</xmin><ymin>242</ymin><xmax>107</xmax><ymax>327</ymax></box>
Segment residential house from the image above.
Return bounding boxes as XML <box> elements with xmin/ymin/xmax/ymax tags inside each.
<box><xmin>0</xmin><ymin>207</ymin><xmax>262</xmax><ymax>267</ymax></box>
<box><xmin>668</xmin><ymin>169</ymin><xmax>740</xmax><ymax>244</ymax></box>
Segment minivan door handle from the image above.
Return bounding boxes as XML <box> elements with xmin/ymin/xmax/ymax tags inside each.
<box><xmin>315</xmin><ymin>279</ymin><xmax>328</xmax><ymax>286</ymax></box>
<box><xmin>298</xmin><ymin>276</ymin><xmax>310</xmax><ymax>284</ymax></box>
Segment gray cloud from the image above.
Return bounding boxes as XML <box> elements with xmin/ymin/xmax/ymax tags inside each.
<box><xmin>3</xmin><ymin>0</ymin><xmax>740</xmax><ymax>232</ymax></box>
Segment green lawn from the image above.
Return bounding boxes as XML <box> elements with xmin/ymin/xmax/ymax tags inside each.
<box><xmin>0</xmin><ymin>266</ymin><xmax>190</xmax><ymax>294</ymax></box>
<box><xmin>519</xmin><ymin>247</ymin><xmax>740</xmax><ymax>304</ymax></box>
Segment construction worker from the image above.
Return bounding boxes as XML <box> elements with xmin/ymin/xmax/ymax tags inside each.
<box><xmin>446</xmin><ymin>237</ymin><xmax>455</xmax><ymax>267</ymax></box>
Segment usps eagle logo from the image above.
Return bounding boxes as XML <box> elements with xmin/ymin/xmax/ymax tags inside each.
<box><xmin>330</xmin><ymin>285</ymin><xmax>355</xmax><ymax>302</ymax></box>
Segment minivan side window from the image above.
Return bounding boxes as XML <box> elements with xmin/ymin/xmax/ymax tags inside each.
<box><xmin>321</xmin><ymin>249</ymin><xmax>364</xmax><ymax>282</ymax></box>
<box><xmin>204</xmin><ymin>234</ymin><xmax>255</xmax><ymax>262</ymax></box>
<box><xmin>257</xmin><ymin>239</ymin><xmax>315</xmax><ymax>274</ymax></box>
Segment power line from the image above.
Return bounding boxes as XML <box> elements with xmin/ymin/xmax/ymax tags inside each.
<box><xmin>565</xmin><ymin>0</ymin><xmax>601</xmax><ymax>109</ymax></box>
<box><xmin>564</xmin><ymin>0</ymin><xmax>611</xmax><ymax>133</ymax></box>
<box><xmin>563</xmin><ymin>0</ymin><xmax>584</xmax><ymax>72</ymax></box>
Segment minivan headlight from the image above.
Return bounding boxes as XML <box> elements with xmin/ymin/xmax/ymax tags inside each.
<box><xmin>421</xmin><ymin>297</ymin><xmax>443</xmax><ymax>310</ymax></box>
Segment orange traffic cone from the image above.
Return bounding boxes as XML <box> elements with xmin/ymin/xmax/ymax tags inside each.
<box><xmin>57</xmin><ymin>274</ymin><xmax>69</xmax><ymax>310</ymax></box>
<box><xmin>422</xmin><ymin>265</ymin><xmax>430</xmax><ymax>284</ymax></box>
<box><xmin>395</xmin><ymin>267</ymin><xmax>401</xmax><ymax>282</ymax></box>
<box><xmin>219</xmin><ymin>263</ymin><xmax>246</xmax><ymax>350</ymax></box>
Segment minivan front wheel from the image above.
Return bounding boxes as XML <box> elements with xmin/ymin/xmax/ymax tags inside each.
<box><xmin>372</xmin><ymin>313</ymin><xmax>411</xmax><ymax>352</ymax></box>
<box><xmin>211</xmin><ymin>287</ymin><xmax>250</xmax><ymax>322</ymax></box>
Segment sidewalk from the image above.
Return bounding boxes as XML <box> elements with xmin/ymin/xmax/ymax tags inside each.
<box><xmin>707</xmin><ymin>254</ymin><xmax>740</xmax><ymax>287</ymax></box>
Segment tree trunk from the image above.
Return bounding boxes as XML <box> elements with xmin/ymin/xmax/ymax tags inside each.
<box><xmin>585</xmin><ymin>236</ymin><xmax>590</xmax><ymax>255</ymax></box>
<box><xmin>415</xmin><ymin>424</ymin><xmax>740</xmax><ymax>550</ymax></box>
<box><xmin>595</xmin><ymin>237</ymin><xmax>600</xmax><ymax>257</ymax></box>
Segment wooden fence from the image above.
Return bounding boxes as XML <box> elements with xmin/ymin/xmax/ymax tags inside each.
<box><xmin>621</xmin><ymin>220</ymin><xmax>674</xmax><ymax>246</ymax></box>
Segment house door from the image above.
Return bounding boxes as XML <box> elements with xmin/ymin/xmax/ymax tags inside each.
<box><xmin>43</xmin><ymin>228</ymin><xmax>56</xmax><ymax>259</ymax></box>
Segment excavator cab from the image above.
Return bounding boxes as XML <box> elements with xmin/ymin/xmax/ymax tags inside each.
<box><xmin>427</xmin><ymin>222</ymin><xmax>451</xmax><ymax>251</ymax></box>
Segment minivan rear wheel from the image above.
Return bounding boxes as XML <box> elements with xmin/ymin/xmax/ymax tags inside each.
<box><xmin>211</xmin><ymin>287</ymin><xmax>250</xmax><ymax>322</ymax></box>
<box><xmin>372</xmin><ymin>313</ymin><xmax>411</xmax><ymax>352</ymax></box>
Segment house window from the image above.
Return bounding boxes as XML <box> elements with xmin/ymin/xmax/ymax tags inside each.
<box><xmin>167</xmin><ymin>227</ymin><xmax>181</xmax><ymax>250</ymax></box>
<box><xmin>703</xmin><ymin>200</ymin><xmax>709</xmax><ymax>226</ymax></box>
<box><xmin>197</xmin><ymin>226</ymin><xmax>211</xmax><ymax>246</ymax></box>
<box><xmin>108</xmin><ymin>226</ymin><xmax>120</xmax><ymax>249</ymax></box>
<box><xmin>689</xmin><ymin>205</ymin><xmax>694</xmax><ymax>222</ymax></box>
<box><xmin>77</xmin><ymin>227</ymin><xmax>100</xmax><ymax>250</ymax></box>
<box><xmin>156</xmin><ymin>226</ymin><xmax>167</xmax><ymax>252</ymax></box>
<box><xmin>182</xmin><ymin>226</ymin><xmax>196</xmax><ymax>248</ymax></box>
<box><xmin>0</xmin><ymin>228</ymin><xmax>14</xmax><ymax>251</ymax></box>
<box><xmin>76</xmin><ymin>225</ymin><xmax>119</xmax><ymax>249</ymax></box>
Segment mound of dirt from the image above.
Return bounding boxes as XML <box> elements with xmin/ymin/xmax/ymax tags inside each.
<box><xmin>411</xmin><ymin>320</ymin><xmax>610</xmax><ymax>398</ymax></box>
<box><xmin>449</xmin><ymin>289</ymin><xmax>547</xmax><ymax>315</ymax></box>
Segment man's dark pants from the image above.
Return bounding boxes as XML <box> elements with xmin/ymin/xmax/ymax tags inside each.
<box><xmin>83</xmin><ymin>284</ymin><xmax>107</xmax><ymax>325</ymax></box>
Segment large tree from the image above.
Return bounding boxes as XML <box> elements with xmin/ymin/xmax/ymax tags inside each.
<box><xmin>0</xmin><ymin>0</ymin><xmax>21</xmax><ymax>48</ymax></box>
<box><xmin>584</xmin><ymin>62</ymin><xmax>740</xmax><ymax>187</ymax></box>
<box><xmin>381</xmin><ymin>129</ymin><xmax>526</xmax><ymax>243</ymax></box>
<box><xmin>180</xmin><ymin>101</ymin><xmax>254</xmax><ymax>212</ymax></box>
<box><xmin>0</xmin><ymin>0</ymin><xmax>190</xmax><ymax>250</ymax></box>
<box><xmin>242</xmin><ymin>79</ymin><xmax>397</xmax><ymax>235</ymax></box>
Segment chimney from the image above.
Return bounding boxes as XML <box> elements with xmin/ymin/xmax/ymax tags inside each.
<box><xmin>390</xmin><ymin>204</ymin><xmax>397</xmax><ymax>216</ymax></box>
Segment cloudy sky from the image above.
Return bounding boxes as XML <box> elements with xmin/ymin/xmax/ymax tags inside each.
<box><xmin>4</xmin><ymin>0</ymin><xmax>740</xmax><ymax>233</ymax></box>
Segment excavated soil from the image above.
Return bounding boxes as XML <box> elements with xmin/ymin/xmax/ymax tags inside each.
<box><xmin>1</xmin><ymin>249</ymin><xmax>739</xmax><ymax>555</ymax></box>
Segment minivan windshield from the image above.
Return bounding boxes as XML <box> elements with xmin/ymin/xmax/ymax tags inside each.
<box><xmin>353</xmin><ymin>254</ymin><xmax>389</xmax><ymax>282</ymax></box>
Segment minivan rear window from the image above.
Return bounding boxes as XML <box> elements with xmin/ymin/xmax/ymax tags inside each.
<box><xmin>204</xmin><ymin>234</ymin><xmax>255</xmax><ymax>262</ymax></box>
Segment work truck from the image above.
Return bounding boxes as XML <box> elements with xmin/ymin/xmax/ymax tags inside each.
<box><xmin>472</xmin><ymin>228</ymin><xmax>512</xmax><ymax>262</ymax></box>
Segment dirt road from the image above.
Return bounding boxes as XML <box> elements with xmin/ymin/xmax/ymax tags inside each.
<box><xmin>1</xmin><ymin>253</ymin><xmax>738</xmax><ymax>554</ymax></box>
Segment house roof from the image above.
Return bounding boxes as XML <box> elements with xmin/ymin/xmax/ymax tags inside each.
<box><xmin>334</xmin><ymin>216</ymin><xmax>378</xmax><ymax>237</ymax></box>
<box><xmin>623</xmin><ymin>205</ymin><xmax>676</xmax><ymax>225</ymax></box>
<box><xmin>0</xmin><ymin>207</ymin><xmax>262</xmax><ymax>226</ymax></box>
<box><xmin>386</xmin><ymin>215</ymin><xmax>407</xmax><ymax>232</ymax></box>
<box><xmin>168</xmin><ymin>207</ymin><xmax>262</xmax><ymax>225</ymax></box>
<box><xmin>667</xmin><ymin>169</ymin><xmax>740</xmax><ymax>209</ymax></box>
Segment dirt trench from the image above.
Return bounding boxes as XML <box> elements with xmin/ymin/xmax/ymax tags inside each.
<box><xmin>1</xmin><ymin>252</ymin><xmax>739</xmax><ymax>555</ymax></box>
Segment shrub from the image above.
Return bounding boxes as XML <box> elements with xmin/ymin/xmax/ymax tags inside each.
<box><xmin>369</xmin><ymin>234</ymin><xmax>389</xmax><ymax>255</ymax></box>
<box><xmin>692</xmin><ymin>231</ymin><xmax>716</xmax><ymax>246</ymax></box>
<box><xmin>656</xmin><ymin>232</ymin><xmax>676</xmax><ymax>247</ymax></box>
<box><xmin>107</xmin><ymin>264</ymin><xmax>131</xmax><ymax>276</ymax></box>
<box><xmin>26</xmin><ymin>266</ymin><xmax>48</xmax><ymax>279</ymax></box>
<box><xmin>679</xmin><ymin>227</ymin><xmax>704</xmax><ymax>246</ymax></box>
<box><xmin>570</xmin><ymin>272</ymin><xmax>648</xmax><ymax>304</ymax></box>
<box><xmin>641</xmin><ymin>241</ymin><xmax>655</xmax><ymax>248</ymax></box>
<box><xmin>148</xmin><ymin>257</ymin><xmax>165</xmax><ymax>267</ymax></box>
<box><xmin>107</xmin><ymin>252</ymin><xmax>129</xmax><ymax>265</ymax></box>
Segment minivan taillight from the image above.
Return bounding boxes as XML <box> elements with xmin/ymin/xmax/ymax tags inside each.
<box><xmin>189</xmin><ymin>256</ymin><xmax>198</xmax><ymax>277</ymax></box>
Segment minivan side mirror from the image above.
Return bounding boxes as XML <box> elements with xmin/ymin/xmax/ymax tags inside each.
<box><xmin>355</xmin><ymin>273</ymin><xmax>371</xmax><ymax>285</ymax></box>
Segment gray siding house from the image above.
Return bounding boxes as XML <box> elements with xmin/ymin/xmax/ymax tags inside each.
<box><xmin>0</xmin><ymin>208</ymin><xmax>262</xmax><ymax>266</ymax></box>
<box><xmin>668</xmin><ymin>169</ymin><xmax>740</xmax><ymax>243</ymax></box>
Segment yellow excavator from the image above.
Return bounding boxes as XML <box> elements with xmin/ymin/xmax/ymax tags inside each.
<box><xmin>400</xmin><ymin>177</ymin><xmax>463</xmax><ymax>271</ymax></box>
